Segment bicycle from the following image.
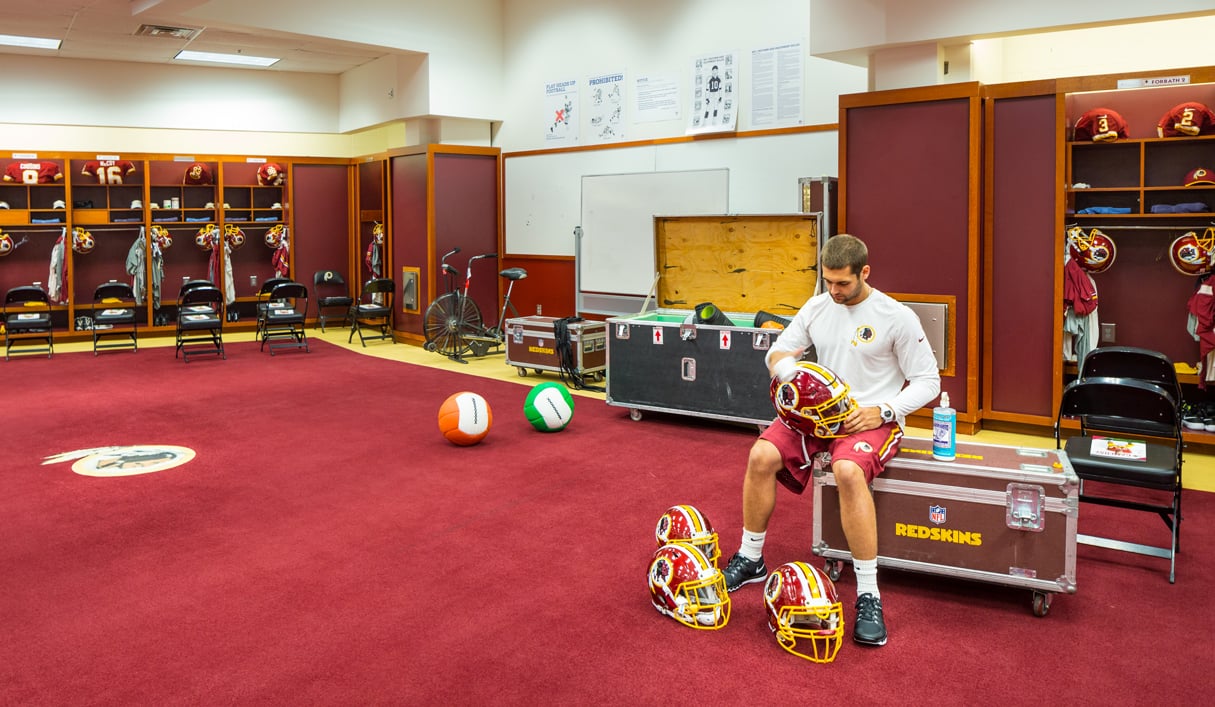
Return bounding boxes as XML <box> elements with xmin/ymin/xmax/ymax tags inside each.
<box><xmin>423</xmin><ymin>247</ymin><xmax>527</xmax><ymax>361</ymax></box>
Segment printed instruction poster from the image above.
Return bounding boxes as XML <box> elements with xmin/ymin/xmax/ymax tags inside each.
<box><xmin>688</xmin><ymin>51</ymin><xmax>739</xmax><ymax>135</ymax></box>
<box><xmin>751</xmin><ymin>41</ymin><xmax>803</xmax><ymax>128</ymax></box>
<box><xmin>544</xmin><ymin>78</ymin><xmax>578</xmax><ymax>144</ymax></box>
<box><xmin>586</xmin><ymin>71</ymin><xmax>625</xmax><ymax>142</ymax></box>
<box><xmin>633</xmin><ymin>73</ymin><xmax>680</xmax><ymax>123</ymax></box>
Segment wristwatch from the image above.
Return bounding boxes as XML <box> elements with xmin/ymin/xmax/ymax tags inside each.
<box><xmin>879</xmin><ymin>404</ymin><xmax>896</xmax><ymax>424</ymax></box>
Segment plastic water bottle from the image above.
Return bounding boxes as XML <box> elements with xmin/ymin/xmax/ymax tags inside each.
<box><xmin>932</xmin><ymin>392</ymin><xmax>956</xmax><ymax>461</ymax></box>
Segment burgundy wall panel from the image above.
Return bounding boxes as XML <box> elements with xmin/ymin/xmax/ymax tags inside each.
<box><xmin>391</xmin><ymin>153</ymin><xmax>428</xmax><ymax>333</ymax></box>
<box><xmin>292</xmin><ymin>164</ymin><xmax>350</xmax><ymax>297</ymax></box>
<box><xmin>433</xmin><ymin>153</ymin><xmax>500</xmax><ymax>326</ymax></box>
<box><xmin>498</xmin><ymin>256</ymin><xmax>576</xmax><ymax>319</ymax></box>
<box><xmin>845</xmin><ymin>98</ymin><xmax>972</xmax><ymax>413</ymax></box>
<box><xmin>990</xmin><ymin>95</ymin><xmax>1059</xmax><ymax>417</ymax></box>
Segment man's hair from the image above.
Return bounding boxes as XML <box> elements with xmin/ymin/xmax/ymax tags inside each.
<box><xmin>821</xmin><ymin>233</ymin><xmax>868</xmax><ymax>274</ymax></box>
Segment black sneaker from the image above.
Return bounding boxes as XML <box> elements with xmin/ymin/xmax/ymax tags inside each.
<box><xmin>853</xmin><ymin>593</ymin><xmax>888</xmax><ymax>646</ymax></box>
<box><xmin>721</xmin><ymin>552</ymin><xmax>766</xmax><ymax>592</ymax></box>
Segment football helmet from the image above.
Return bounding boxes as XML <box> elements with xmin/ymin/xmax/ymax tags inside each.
<box><xmin>771</xmin><ymin>361</ymin><xmax>857</xmax><ymax>438</ymax></box>
<box><xmin>265</xmin><ymin>224</ymin><xmax>286</xmax><ymax>248</ymax></box>
<box><xmin>224</xmin><ymin>224</ymin><xmax>246</xmax><ymax>250</ymax></box>
<box><xmin>1074</xmin><ymin>107</ymin><xmax>1128</xmax><ymax>142</ymax></box>
<box><xmin>0</xmin><ymin>230</ymin><xmax>12</xmax><ymax>256</ymax></box>
<box><xmin>150</xmin><ymin>225</ymin><xmax>172</xmax><ymax>250</ymax></box>
<box><xmin>257</xmin><ymin>162</ymin><xmax>284</xmax><ymax>186</ymax></box>
<box><xmin>183</xmin><ymin>162</ymin><xmax>212</xmax><ymax>185</ymax></box>
<box><xmin>194</xmin><ymin>224</ymin><xmax>218</xmax><ymax>251</ymax></box>
<box><xmin>1169</xmin><ymin>229</ymin><xmax>1215</xmax><ymax>276</ymax></box>
<box><xmin>764</xmin><ymin>561</ymin><xmax>845</xmax><ymax>663</ymax></box>
<box><xmin>71</xmin><ymin>227</ymin><xmax>95</xmax><ymax>254</ymax></box>
<box><xmin>1065</xmin><ymin>227</ymin><xmax>1116</xmax><ymax>274</ymax></box>
<box><xmin>648</xmin><ymin>543</ymin><xmax>730</xmax><ymax>630</ymax></box>
<box><xmin>655</xmin><ymin>505</ymin><xmax>720</xmax><ymax>566</ymax></box>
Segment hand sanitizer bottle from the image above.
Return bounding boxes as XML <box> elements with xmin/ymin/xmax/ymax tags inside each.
<box><xmin>932</xmin><ymin>392</ymin><xmax>956</xmax><ymax>461</ymax></box>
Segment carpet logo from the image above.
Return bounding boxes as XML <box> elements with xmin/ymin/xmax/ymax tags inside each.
<box><xmin>42</xmin><ymin>446</ymin><xmax>196</xmax><ymax>477</ymax></box>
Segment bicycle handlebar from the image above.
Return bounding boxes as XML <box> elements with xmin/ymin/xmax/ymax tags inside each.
<box><xmin>470</xmin><ymin>252</ymin><xmax>498</xmax><ymax>261</ymax></box>
<box><xmin>441</xmin><ymin>247</ymin><xmax>461</xmax><ymax>262</ymax></box>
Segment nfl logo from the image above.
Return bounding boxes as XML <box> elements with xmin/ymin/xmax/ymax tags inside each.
<box><xmin>929</xmin><ymin>505</ymin><xmax>947</xmax><ymax>525</ymax></box>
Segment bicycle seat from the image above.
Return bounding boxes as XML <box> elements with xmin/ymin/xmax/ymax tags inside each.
<box><xmin>500</xmin><ymin>267</ymin><xmax>528</xmax><ymax>281</ymax></box>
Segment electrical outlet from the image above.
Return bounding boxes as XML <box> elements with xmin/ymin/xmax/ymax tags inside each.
<box><xmin>1100</xmin><ymin>323</ymin><xmax>1116</xmax><ymax>343</ymax></box>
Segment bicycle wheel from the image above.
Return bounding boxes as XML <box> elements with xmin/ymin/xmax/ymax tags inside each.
<box><xmin>424</xmin><ymin>293</ymin><xmax>483</xmax><ymax>358</ymax></box>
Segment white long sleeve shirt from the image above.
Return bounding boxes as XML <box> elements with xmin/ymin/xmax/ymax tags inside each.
<box><xmin>766</xmin><ymin>287</ymin><xmax>941</xmax><ymax>427</ymax></box>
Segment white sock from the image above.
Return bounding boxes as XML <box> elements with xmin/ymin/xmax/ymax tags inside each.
<box><xmin>853</xmin><ymin>557</ymin><xmax>880</xmax><ymax>598</ymax></box>
<box><xmin>738</xmin><ymin>530</ymin><xmax>766</xmax><ymax>561</ymax></box>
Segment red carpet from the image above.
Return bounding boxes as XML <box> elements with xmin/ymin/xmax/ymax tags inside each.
<box><xmin>2</xmin><ymin>340</ymin><xmax>1211</xmax><ymax>705</ymax></box>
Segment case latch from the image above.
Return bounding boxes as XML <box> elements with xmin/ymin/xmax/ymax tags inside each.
<box><xmin>1006</xmin><ymin>483</ymin><xmax>1046</xmax><ymax>532</ymax></box>
<box><xmin>679</xmin><ymin>321</ymin><xmax>698</xmax><ymax>341</ymax></box>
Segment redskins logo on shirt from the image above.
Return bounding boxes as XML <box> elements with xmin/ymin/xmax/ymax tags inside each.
<box><xmin>852</xmin><ymin>325</ymin><xmax>876</xmax><ymax>347</ymax></box>
<box><xmin>42</xmin><ymin>446</ymin><xmax>196</xmax><ymax>477</ymax></box>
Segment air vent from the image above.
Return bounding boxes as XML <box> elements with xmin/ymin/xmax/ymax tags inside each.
<box><xmin>134</xmin><ymin>24</ymin><xmax>202</xmax><ymax>40</ymax></box>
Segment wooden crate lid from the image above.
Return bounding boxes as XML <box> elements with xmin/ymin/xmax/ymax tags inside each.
<box><xmin>654</xmin><ymin>214</ymin><xmax>819</xmax><ymax>315</ymax></box>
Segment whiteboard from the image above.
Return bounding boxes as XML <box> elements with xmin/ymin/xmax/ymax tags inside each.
<box><xmin>579</xmin><ymin>168</ymin><xmax>728</xmax><ymax>297</ymax></box>
<box><xmin>505</xmin><ymin>145</ymin><xmax>655</xmax><ymax>257</ymax></box>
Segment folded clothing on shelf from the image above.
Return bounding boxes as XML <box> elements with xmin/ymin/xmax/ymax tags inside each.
<box><xmin>1076</xmin><ymin>206</ymin><xmax>1132</xmax><ymax>214</ymax></box>
<box><xmin>1150</xmin><ymin>202</ymin><xmax>1210</xmax><ymax>213</ymax></box>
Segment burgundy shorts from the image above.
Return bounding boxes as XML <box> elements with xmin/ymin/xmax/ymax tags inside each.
<box><xmin>759</xmin><ymin>419</ymin><xmax>904</xmax><ymax>491</ymax></box>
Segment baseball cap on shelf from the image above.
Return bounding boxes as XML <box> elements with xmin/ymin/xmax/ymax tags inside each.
<box><xmin>1074</xmin><ymin>107</ymin><xmax>1128</xmax><ymax>142</ymax></box>
<box><xmin>53</xmin><ymin>199</ymin><xmax>66</xmax><ymax>209</ymax></box>
<box><xmin>1185</xmin><ymin>167</ymin><xmax>1215</xmax><ymax>186</ymax></box>
<box><xmin>130</xmin><ymin>199</ymin><xmax>142</xmax><ymax>209</ymax></box>
<box><xmin>0</xmin><ymin>201</ymin><xmax>9</xmax><ymax>209</ymax></box>
<box><xmin>1157</xmin><ymin>101</ymin><xmax>1215</xmax><ymax>138</ymax></box>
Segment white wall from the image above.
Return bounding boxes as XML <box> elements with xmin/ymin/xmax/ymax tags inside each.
<box><xmin>974</xmin><ymin>15</ymin><xmax>1215</xmax><ymax>84</ymax></box>
<box><xmin>809</xmin><ymin>0</ymin><xmax>1215</xmax><ymax>59</ymax></box>
<box><xmin>497</xmin><ymin>0</ymin><xmax>865</xmax><ymax>151</ymax></box>
<box><xmin>0</xmin><ymin>55</ymin><xmax>340</xmax><ymax>134</ymax></box>
<box><xmin>498</xmin><ymin>0</ymin><xmax>866</xmax><ymax>261</ymax></box>
<box><xmin>190</xmin><ymin>0</ymin><xmax>505</xmax><ymax>123</ymax></box>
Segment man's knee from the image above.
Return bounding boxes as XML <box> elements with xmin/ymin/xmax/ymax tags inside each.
<box><xmin>746</xmin><ymin>439</ymin><xmax>783</xmax><ymax>478</ymax></box>
<box><xmin>832</xmin><ymin>459</ymin><xmax>870</xmax><ymax>492</ymax></box>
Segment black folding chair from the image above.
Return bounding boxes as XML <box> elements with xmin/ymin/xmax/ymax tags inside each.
<box><xmin>348</xmin><ymin>277</ymin><xmax>395</xmax><ymax>346</ymax></box>
<box><xmin>92</xmin><ymin>281</ymin><xmax>138</xmax><ymax>354</ymax></box>
<box><xmin>175</xmin><ymin>285</ymin><xmax>225</xmax><ymax>362</ymax></box>
<box><xmin>254</xmin><ymin>276</ymin><xmax>292</xmax><ymax>338</ymax></box>
<box><xmin>313</xmin><ymin>269</ymin><xmax>353</xmax><ymax>331</ymax></box>
<box><xmin>1055</xmin><ymin>376</ymin><xmax>1183</xmax><ymax>582</ymax></box>
<box><xmin>259</xmin><ymin>281</ymin><xmax>309</xmax><ymax>355</ymax></box>
<box><xmin>3</xmin><ymin>285</ymin><xmax>53</xmax><ymax>360</ymax></box>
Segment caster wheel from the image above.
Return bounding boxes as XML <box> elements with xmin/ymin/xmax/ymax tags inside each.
<box><xmin>824</xmin><ymin>560</ymin><xmax>843</xmax><ymax>582</ymax></box>
<box><xmin>516</xmin><ymin>367</ymin><xmax>527</xmax><ymax>377</ymax></box>
<box><xmin>1032</xmin><ymin>591</ymin><xmax>1051</xmax><ymax>617</ymax></box>
<box><xmin>629</xmin><ymin>409</ymin><xmax>643</xmax><ymax>421</ymax></box>
<box><xmin>424</xmin><ymin>341</ymin><xmax>436</xmax><ymax>352</ymax></box>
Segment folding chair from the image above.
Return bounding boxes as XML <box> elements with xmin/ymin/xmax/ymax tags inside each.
<box><xmin>92</xmin><ymin>281</ymin><xmax>138</xmax><ymax>354</ymax></box>
<box><xmin>259</xmin><ymin>281</ymin><xmax>309</xmax><ymax>355</ymax></box>
<box><xmin>313</xmin><ymin>269</ymin><xmax>353</xmax><ymax>331</ymax></box>
<box><xmin>254</xmin><ymin>276</ymin><xmax>292</xmax><ymax>338</ymax></box>
<box><xmin>1079</xmin><ymin>345</ymin><xmax>1182</xmax><ymax>408</ymax></box>
<box><xmin>1055</xmin><ymin>376</ymin><xmax>1183</xmax><ymax>582</ymax></box>
<box><xmin>3</xmin><ymin>285</ymin><xmax>53</xmax><ymax>360</ymax></box>
<box><xmin>175</xmin><ymin>285</ymin><xmax>225</xmax><ymax>361</ymax></box>
<box><xmin>348</xmin><ymin>277</ymin><xmax>395</xmax><ymax>346</ymax></box>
